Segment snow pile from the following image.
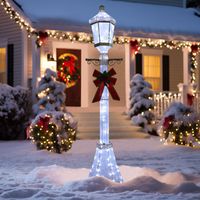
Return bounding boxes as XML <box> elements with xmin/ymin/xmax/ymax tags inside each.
<box><xmin>1</xmin><ymin>138</ymin><xmax>200</xmax><ymax>199</ymax></box>
<box><xmin>25</xmin><ymin>165</ymin><xmax>88</xmax><ymax>185</ymax></box>
<box><xmin>22</xmin><ymin>165</ymin><xmax>200</xmax><ymax>194</ymax></box>
<box><xmin>15</xmin><ymin>0</ymin><xmax>200</xmax><ymax>40</ymax></box>
<box><xmin>0</xmin><ymin>83</ymin><xmax>31</xmax><ymax>139</ymax></box>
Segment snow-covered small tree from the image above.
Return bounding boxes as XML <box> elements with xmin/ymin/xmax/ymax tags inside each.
<box><xmin>128</xmin><ymin>74</ymin><xmax>155</xmax><ymax>133</ymax></box>
<box><xmin>33</xmin><ymin>68</ymin><xmax>66</xmax><ymax>116</ymax></box>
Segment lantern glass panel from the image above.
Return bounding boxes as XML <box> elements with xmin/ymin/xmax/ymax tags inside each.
<box><xmin>91</xmin><ymin>23</ymin><xmax>100</xmax><ymax>45</ymax></box>
<box><xmin>109</xmin><ymin>23</ymin><xmax>115</xmax><ymax>44</ymax></box>
<box><xmin>99</xmin><ymin>22</ymin><xmax>110</xmax><ymax>44</ymax></box>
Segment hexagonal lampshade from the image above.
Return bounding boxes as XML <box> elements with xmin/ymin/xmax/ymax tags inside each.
<box><xmin>89</xmin><ymin>5</ymin><xmax>116</xmax><ymax>53</ymax></box>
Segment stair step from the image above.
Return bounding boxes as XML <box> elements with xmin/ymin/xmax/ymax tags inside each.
<box><xmin>73</xmin><ymin>111</ymin><xmax>148</xmax><ymax>139</ymax></box>
<box><xmin>77</xmin><ymin>121</ymin><xmax>133</xmax><ymax>126</ymax></box>
<box><xmin>77</xmin><ymin>131</ymin><xmax>149</xmax><ymax>139</ymax></box>
<box><xmin>78</xmin><ymin>126</ymin><xmax>141</xmax><ymax>132</ymax></box>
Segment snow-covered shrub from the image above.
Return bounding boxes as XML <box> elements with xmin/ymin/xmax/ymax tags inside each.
<box><xmin>33</xmin><ymin>68</ymin><xmax>66</xmax><ymax>116</ymax></box>
<box><xmin>28</xmin><ymin>111</ymin><xmax>77</xmax><ymax>153</ymax></box>
<box><xmin>0</xmin><ymin>84</ymin><xmax>31</xmax><ymax>140</ymax></box>
<box><xmin>159</xmin><ymin>102</ymin><xmax>200</xmax><ymax>147</ymax></box>
<box><xmin>128</xmin><ymin>74</ymin><xmax>156</xmax><ymax>134</ymax></box>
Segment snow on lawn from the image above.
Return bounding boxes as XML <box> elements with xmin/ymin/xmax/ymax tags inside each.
<box><xmin>0</xmin><ymin>137</ymin><xmax>200</xmax><ymax>199</ymax></box>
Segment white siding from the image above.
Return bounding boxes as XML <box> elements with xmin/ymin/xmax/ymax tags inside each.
<box><xmin>27</xmin><ymin>37</ymin><xmax>32</xmax><ymax>78</ymax></box>
<box><xmin>0</xmin><ymin>5</ymin><xmax>23</xmax><ymax>86</ymax></box>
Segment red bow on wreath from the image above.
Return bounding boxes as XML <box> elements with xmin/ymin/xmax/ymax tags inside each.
<box><xmin>62</xmin><ymin>57</ymin><xmax>76</xmax><ymax>75</ymax></box>
<box><xmin>37</xmin><ymin>116</ymin><xmax>50</xmax><ymax>131</ymax></box>
<box><xmin>163</xmin><ymin>115</ymin><xmax>174</xmax><ymax>129</ymax></box>
<box><xmin>92</xmin><ymin>68</ymin><xmax>120</xmax><ymax>103</ymax></box>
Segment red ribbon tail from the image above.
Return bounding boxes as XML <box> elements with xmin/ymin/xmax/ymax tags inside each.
<box><xmin>92</xmin><ymin>83</ymin><xmax>105</xmax><ymax>103</ymax></box>
<box><xmin>107</xmin><ymin>84</ymin><xmax>120</xmax><ymax>101</ymax></box>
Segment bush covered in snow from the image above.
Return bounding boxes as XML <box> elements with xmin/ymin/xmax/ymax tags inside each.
<box><xmin>159</xmin><ymin>102</ymin><xmax>200</xmax><ymax>147</ymax></box>
<box><xmin>0</xmin><ymin>84</ymin><xmax>31</xmax><ymax>140</ymax></box>
<box><xmin>128</xmin><ymin>74</ymin><xmax>156</xmax><ymax>134</ymax></box>
<box><xmin>28</xmin><ymin>111</ymin><xmax>77</xmax><ymax>153</ymax></box>
<box><xmin>33</xmin><ymin>68</ymin><xmax>66</xmax><ymax>116</ymax></box>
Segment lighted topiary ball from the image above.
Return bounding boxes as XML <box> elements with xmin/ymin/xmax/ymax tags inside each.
<box><xmin>159</xmin><ymin>102</ymin><xmax>200</xmax><ymax>147</ymax></box>
<box><xmin>28</xmin><ymin>111</ymin><xmax>77</xmax><ymax>153</ymax></box>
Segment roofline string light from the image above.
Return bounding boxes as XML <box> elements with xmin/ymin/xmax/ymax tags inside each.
<box><xmin>1</xmin><ymin>0</ymin><xmax>199</xmax><ymax>83</ymax></box>
<box><xmin>0</xmin><ymin>0</ymin><xmax>34</xmax><ymax>33</ymax></box>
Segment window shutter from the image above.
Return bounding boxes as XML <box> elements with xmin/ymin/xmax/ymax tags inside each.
<box><xmin>135</xmin><ymin>53</ymin><xmax>142</xmax><ymax>74</ymax></box>
<box><xmin>162</xmin><ymin>55</ymin><xmax>169</xmax><ymax>91</ymax></box>
<box><xmin>7</xmin><ymin>44</ymin><xmax>14</xmax><ymax>86</ymax></box>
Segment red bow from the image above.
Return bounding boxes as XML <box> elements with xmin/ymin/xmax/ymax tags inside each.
<box><xmin>191</xmin><ymin>44</ymin><xmax>198</xmax><ymax>54</ymax></box>
<box><xmin>36</xmin><ymin>31</ymin><xmax>48</xmax><ymax>47</ymax></box>
<box><xmin>62</xmin><ymin>59</ymin><xmax>76</xmax><ymax>75</ymax></box>
<box><xmin>92</xmin><ymin>68</ymin><xmax>120</xmax><ymax>103</ymax></box>
<box><xmin>163</xmin><ymin>115</ymin><xmax>174</xmax><ymax>129</ymax></box>
<box><xmin>130</xmin><ymin>40</ymin><xmax>140</xmax><ymax>55</ymax></box>
<box><xmin>37</xmin><ymin>116</ymin><xmax>50</xmax><ymax>131</ymax></box>
<box><xmin>187</xmin><ymin>93</ymin><xmax>194</xmax><ymax>106</ymax></box>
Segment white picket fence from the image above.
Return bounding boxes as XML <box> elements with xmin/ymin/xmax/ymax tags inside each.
<box><xmin>153</xmin><ymin>92</ymin><xmax>181</xmax><ymax>119</ymax></box>
<box><xmin>153</xmin><ymin>91</ymin><xmax>200</xmax><ymax>119</ymax></box>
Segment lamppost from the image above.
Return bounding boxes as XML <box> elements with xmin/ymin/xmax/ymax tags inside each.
<box><xmin>88</xmin><ymin>5</ymin><xmax>123</xmax><ymax>183</ymax></box>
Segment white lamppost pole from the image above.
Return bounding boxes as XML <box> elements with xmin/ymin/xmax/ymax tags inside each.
<box><xmin>89</xmin><ymin>5</ymin><xmax>123</xmax><ymax>183</ymax></box>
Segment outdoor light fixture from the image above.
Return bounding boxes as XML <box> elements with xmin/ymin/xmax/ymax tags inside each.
<box><xmin>89</xmin><ymin>5</ymin><xmax>123</xmax><ymax>183</ymax></box>
<box><xmin>89</xmin><ymin>5</ymin><xmax>115</xmax><ymax>53</ymax></box>
<box><xmin>47</xmin><ymin>53</ymin><xmax>56</xmax><ymax>62</ymax></box>
<box><xmin>47</xmin><ymin>53</ymin><xmax>57</xmax><ymax>72</ymax></box>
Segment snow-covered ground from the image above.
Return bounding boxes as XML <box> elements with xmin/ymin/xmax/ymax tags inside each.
<box><xmin>0</xmin><ymin>137</ymin><xmax>200</xmax><ymax>200</ymax></box>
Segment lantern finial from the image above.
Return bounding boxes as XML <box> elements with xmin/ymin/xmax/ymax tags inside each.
<box><xmin>99</xmin><ymin>5</ymin><xmax>105</xmax><ymax>11</ymax></box>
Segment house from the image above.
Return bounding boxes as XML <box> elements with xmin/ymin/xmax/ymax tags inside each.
<box><xmin>1</xmin><ymin>0</ymin><xmax>200</xmax><ymax>113</ymax></box>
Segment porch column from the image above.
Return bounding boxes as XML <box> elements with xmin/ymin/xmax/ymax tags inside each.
<box><xmin>182</xmin><ymin>47</ymin><xmax>190</xmax><ymax>85</ymax></box>
<box><xmin>177</xmin><ymin>83</ymin><xmax>188</xmax><ymax>105</ymax></box>
<box><xmin>21</xmin><ymin>30</ymin><xmax>28</xmax><ymax>87</ymax></box>
<box><xmin>177</xmin><ymin>48</ymin><xmax>190</xmax><ymax>105</ymax></box>
<box><xmin>125</xmin><ymin>43</ymin><xmax>131</xmax><ymax>111</ymax></box>
<box><xmin>32</xmin><ymin>38</ymin><xmax>41</xmax><ymax>100</ymax></box>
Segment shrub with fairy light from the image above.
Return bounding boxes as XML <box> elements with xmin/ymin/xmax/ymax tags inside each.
<box><xmin>28</xmin><ymin>111</ymin><xmax>77</xmax><ymax>153</ymax></box>
<box><xmin>159</xmin><ymin>102</ymin><xmax>200</xmax><ymax>147</ymax></box>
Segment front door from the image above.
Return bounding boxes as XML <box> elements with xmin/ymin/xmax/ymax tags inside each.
<box><xmin>56</xmin><ymin>48</ymin><xmax>81</xmax><ymax>106</ymax></box>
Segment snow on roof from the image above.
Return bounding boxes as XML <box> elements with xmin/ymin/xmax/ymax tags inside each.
<box><xmin>15</xmin><ymin>0</ymin><xmax>200</xmax><ymax>41</ymax></box>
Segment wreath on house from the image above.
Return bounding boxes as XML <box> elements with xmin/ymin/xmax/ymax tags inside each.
<box><xmin>57</xmin><ymin>53</ymin><xmax>80</xmax><ymax>88</ymax></box>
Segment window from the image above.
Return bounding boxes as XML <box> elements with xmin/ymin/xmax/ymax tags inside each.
<box><xmin>143</xmin><ymin>55</ymin><xmax>161</xmax><ymax>91</ymax></box>
<box><xmin>0</xmin><ymin>48</ymin><xmax>6</xmax><ymax>83</ymax></box>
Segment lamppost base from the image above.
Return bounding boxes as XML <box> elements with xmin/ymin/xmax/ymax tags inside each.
<box><xmin>89</xmin><ymin>142</ymin><xmax>123</xmax><ymax>183</ymax></box>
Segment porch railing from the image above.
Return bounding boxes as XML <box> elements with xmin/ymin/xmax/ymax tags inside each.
<box><xmin>153</xmin><ymin>91</ymin><xmax>181</xmax><ymax>119</ymax></box>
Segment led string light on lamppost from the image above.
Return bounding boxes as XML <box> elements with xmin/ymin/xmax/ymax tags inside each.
<box><xmin>88</xmin><ymin>5</ymin><xmax>123</xmax><ymax>183</ymax></box>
